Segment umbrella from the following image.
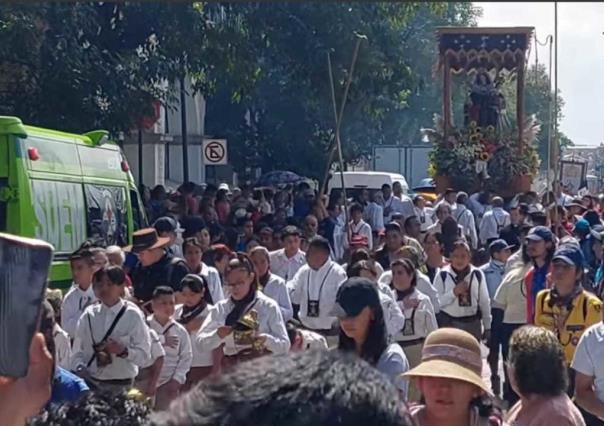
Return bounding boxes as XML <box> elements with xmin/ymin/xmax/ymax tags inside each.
<box><xmin>256</xmin><ymin>171</ymin><xmax>306</xmax><ymax>187</ymax></box>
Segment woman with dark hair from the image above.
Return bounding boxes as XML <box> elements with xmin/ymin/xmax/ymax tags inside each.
<box><xmin>389</xmin><ymin>259</ymin><xmax>437</xmax><ymax>401</ymax></box>
<box><xmin>249</xmin><ymin>246</ymin><xmax>293</xmax><ymax>322</ymax></box>
<box><xmin>175</xmin><ymin>274</ymin><xmax>218</xmax><ymax>389</ymax></box>
<box><xmin>196</xmin><ymin>253</ymin><xmax>290</xmax><ymax>370</ymax></box>
<box><xmin>423</xmin><ymin>232</ymin><xmax>448</xmax><ymax>283</ymax></box>
<box><xmin>333</xmin><ymin>277</ymin><xmax>409</xmax><ymax>398</ymax></box>
<box><xmin>433</xmin><ymin>240</ymin><xmax>491</xmax><ymax>342</ymax></box>
<box><xmin>202</xmin><ymin>244</ymin><xmax>234</xmax><ymax>291</ymax></box>
<box><xmin>345</xmin><ymin>247</ymin><xmax>385</xmax><ymax>278</ymax></box>
<box><xmin>441</xmin><ymin>216</ymin><xmax>463</xmax><ymax>258</ymax></box>
<box><xmin>183</xmin><ymin>238</ymin><xmax>225</xmax><ymax>304</ymax></box>
<box><xmin>505</xmin><ymin>326</ymin><xmax>584</xmax><ymax>425</ymax></box>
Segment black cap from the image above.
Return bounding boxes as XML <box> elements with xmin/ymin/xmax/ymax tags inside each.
<box><xmin>153</xmin><ymin>216</ymin><xmax>181</xmax><ymax>234</ymax></box>
<box><xmin>330</xmin><ymin>277</ymin><xmax>381</xmax><ymax>318</ymax></box>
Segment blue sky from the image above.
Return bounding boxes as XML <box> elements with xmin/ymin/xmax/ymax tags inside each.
<box><xmin>476</xmin><ymin>2</ymin><xmax>604</xmax><ymax>146</ymax></box>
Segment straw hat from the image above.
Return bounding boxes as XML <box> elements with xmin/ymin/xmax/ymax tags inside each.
<box><xmin>403</xmin><ymin>328</ymin><xmax>491</xmax><ymax>395</ymax></box>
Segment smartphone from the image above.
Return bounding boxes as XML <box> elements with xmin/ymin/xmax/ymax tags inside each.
<box><xmin>0</xmin><ymin>233</ymin><xmax>53</xmax><ymax>378</ymax></box>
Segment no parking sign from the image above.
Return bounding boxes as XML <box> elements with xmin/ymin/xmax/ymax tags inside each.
<box><xmin>203</xmin><ymin>139</ymin><xmax>228</xmax><ymax>165</ymax></box>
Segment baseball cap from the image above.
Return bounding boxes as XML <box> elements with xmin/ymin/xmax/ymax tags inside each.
<box><xmin>552</xmin><ymin>245</ymin><xmax>585</xmax><ymax>269</ymax></box>
<box><xmin>488</xmin><ymin>239</ymin><xmax>513</xmax><ymax>255</ymax></box>
<box><xmin>526</xmin><ymin>226</ymin><xmax>554</xmax><ymax>242</ymax></box>
<box><xmin>153</xmin><ymin>216</ymin><xmax>182</xmax><ymax>234</ymax></box>
<box><xmin>330</xmin><ymin>277</ymin><xmax>381</xmax><ymax>319</ymax></box>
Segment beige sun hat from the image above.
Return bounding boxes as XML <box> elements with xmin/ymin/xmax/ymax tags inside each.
<box><xmin>403</xmin><ymin>327</ymin><xmax>492</xmax><ymax>395</ymax></box>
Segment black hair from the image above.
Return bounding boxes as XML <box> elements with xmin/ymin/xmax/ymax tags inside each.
<box><xmin>150</xmin><ymin>350</ymin><xmax>410</xmax><ymax>426</ymax></box>
<box><xmin>285</xmin><ymin>321</ymin><xmax>300</xmax><ymax>344</ymax></box>
<box><xmin>92</xmin><ymin>265</ymin><xmax>126</xmax><ymax>286</ymax></box>
<box><xmin>403</xmin><ymin>215</ymin><xmax>418</xmax><ymax>231</ymax></box>
<box><xmin>152</xmin><ymin>285</ymin><xmax>175</xmax><ymax>299</ymax></box>
<box><xmin>381</xmin><ymin>183</ymin><xmax>391</xmax><ymax>190</ymax></box>
<box><xmin>350</xmin><ymin>203</ymin><xmax>364</xmax><ymax>215</ymax></box>
<box><xmin>390</xmin><ymin>258</ymin><xmax>417</xmax><ymax>288</ymax></box>
<box><xmin>347</xmin><ymin>260</ymin><xmax>378</xmax><ymax>280</ymax></box>
<box><xmin>307</xmin><ymin>235</ymin><xmax>331</xmax><ymax>254</ymax></box>
<box><xmin>180</xmin><ymin>274</ymin><xmax>214</xmax><ymax>305</ymax></box>
<box><xmin>69</xmin><ymin>247</ymin><xmax>95</xmax><ymax>266</ymax></box>
<box><xmin>530</xmin><ymin>212</ymin><xmax>547</xmax><ymax>227</ymax></box>
<box><xmin>584</xmin><ymin>210</ymin><xmax>600</xmax><ymax>227</ymax></box>
<box><xmin>349</xmin><ymin>248</ymin><xmax>371</xmax><ymax>265</ymax></box>
<box><xmin>29</xmin><ymin>391</ymin><xmax>151</xmax><ymax>425</ymax></box>
<box><xmin>337</xmin><ymin>294</ymin><xmax>388</xmax><ymax>366</ymax></box>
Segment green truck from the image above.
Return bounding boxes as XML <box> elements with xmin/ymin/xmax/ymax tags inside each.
<box><xmin>0</xmin><ymin>116</ymin><xmax>147</xmax><ymax>288</ymax></box>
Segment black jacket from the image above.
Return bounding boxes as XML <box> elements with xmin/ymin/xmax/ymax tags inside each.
<box><xmin>132</xmin><ymin>253</ymin><xmax>190</xmax><ymax>302</ymax></box>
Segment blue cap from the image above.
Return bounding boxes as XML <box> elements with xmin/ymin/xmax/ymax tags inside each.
<box><xmin>489</xmin><ymin>239</ymin><xmax>514</xmax><ymax>255</ymax></box>
<box><xmin>573</xmin><ymin>218</ymin><xmax>591</xmax><ymax>234</ymax></box>
<box><xmin>553</xmin><ymin>245</ymin><xmax>585</xmax><ymax>269</ymax></box>
<box><xmin>526</xmin><ymin>226</ymin><xmax>554</xmax><ymax>242</ymax></box>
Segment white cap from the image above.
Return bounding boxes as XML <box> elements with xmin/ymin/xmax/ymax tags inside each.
<box><xmin>218</xmin><ymin>183</ymin><xmax>230</xmax><ymax>192</ymax></box>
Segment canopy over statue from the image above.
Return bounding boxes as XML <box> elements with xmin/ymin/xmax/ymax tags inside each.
<box><xmin>424</xmin><ymin>27</ymin><xmax>540</xmax><ymax>195</ymax></box>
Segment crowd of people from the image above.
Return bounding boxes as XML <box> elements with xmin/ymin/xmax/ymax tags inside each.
<box><xmin>3</xmin><ymin>180</ymin><xmax>604</xmax><ymax>425</ymax></box>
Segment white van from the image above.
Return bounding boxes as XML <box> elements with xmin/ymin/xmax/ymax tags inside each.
<box><xmin>327</xmin><ymin>171</ymin><xmax>409</xmax><ymax>199</ymax></box>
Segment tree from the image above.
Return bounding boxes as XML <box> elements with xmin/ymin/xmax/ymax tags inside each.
<box><xmin>523</xmin><ymin>63</ymin><xmax>573</xmax><ymax>168</ymax></box>
<box><xmin>204</xmin><ymin>3</ymin><xmax>482</xmax><ymax>179</ymax></box>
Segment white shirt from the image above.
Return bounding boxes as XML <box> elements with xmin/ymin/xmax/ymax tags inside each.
<box><xmin>479</xmin><ymin>207</ymin><xmax>511</xmax><ymax>245</ymax></box>
<box><xmin>147</xmin><ymin>316</ymin><xmax>192</xmax><ymax>386</ymax></box>
<box><xmin>376</xmin><ymin>343</ymin><xmax>410</xmax><ymax>397</ymax></box>
<box><xmin>365</xmin><ymin>202</ymin><xmax>385</xmax><ymax>233</ymax></box>
<box><xmin>414</xmin><ymin>206</ymin><xmax>434</xmax><ymax>232</ymax></box>
<box><xmin>378</xmin><ymin>270</ymin><xmax>441</xmax><ymax>314</ymax></box>
<box><xmin>454</xmin><ymin>205</ymin><xmax>479</xmax><ymax>249</ymax></box>
<box><xmin>571</xmin><ymin>322</ymin><xmax>604</xmax><ymax>404</ymax></box>
<box><xmin>344</xmin><ymin>219</ymin><xmax>373</xmax><ymax>250</ymax></box>
<box><xmin>380</xmin><ymin>292</ymin><xmax>406</xmax><ymax>339</ymax></box>
<box><xmin>298</xmin><ymin>329</ymin><xmax>328</xmax><ymax>351</ymax></box>
<box><xmin>290</xmin><ymin>261</ymin><xmax>348</xmax><ymax>330</ymax></box>
<box><xmin>61</xmin><ymin>284</ymin><xmax>97</xmax><ymax>338</ymax></box>
<box><xmin>394</xmin><ymin>289</ymin><xmax>438</xmax><ymax>342</ymax></box>
<box><xmin>71</xmin><ymin>299</ymin><xmax>151</xmax><ymax>380</ymax></box>
<box><xmin>198</xmin><ymin>263</ymin><xmax>226</xmax><ymax>304</ymax></box>
<box><xmin>426</xmin><ymin>222</ymin><xmax>466</xmax><ymax>242</ymax></box>
<box><xmin>493</xmin><ymin>264</ymin><xmax>530</xmax><ymax>324</ymax></box>
<box><xmin>262</xmin><ymin>273</ymin><xmax>294</xmax><ymax>322</ymax></box>
<box><xmin>197</xmin><ymin>292</ymin><xmax>290</xmax><ymax>356</ymax></box>
<box><xmin>175</xmin><ymin>304</ymin><xmax>213</xmax><ymax>367</ymax></box>
<box><xmin>140</xmin><ymin>328</ymin><xmax>166</xmax><ymax>369</ymax></box>
<box><xmin>433</xmin><ymin>265</ymin><xmax>492</xmax><ymax>329</ymax></box>
<box><xmin>383</xmin><ymin>195</ymin><xmax>414</xmax><ymax>222</ymax></box>
<box><xmin>53</xmin><ymin>324</ymin><xmax>72</xmax><ymax>370</ymax></box>
<box><xmin>270</xmin><ymin>249</ymin><xmax>307</xmax><ymax>282</ymax></box>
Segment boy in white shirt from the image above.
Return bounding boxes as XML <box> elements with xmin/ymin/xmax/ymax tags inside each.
<box><xmin>72</xmin><ymin>265</ymin><xmax>151</xmax><ymax>394</ymax></box>
<box><xmin>61</xmin><ymin>247</ymin><xmax>99</xmax><ymax>338</ymax></box>
<box><xmin>345</xmin><ymin>203</ymin><xmax>373</xmax><ymax>251</ymax></box>
<box><xmin>148</xmin><ymin>286</ymin><xmax>193</xmax><ymax>410</ymax></box>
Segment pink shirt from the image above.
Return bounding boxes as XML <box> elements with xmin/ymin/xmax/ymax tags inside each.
<box><xmin>505</xmin><ymin>394</ymin><xmax>585</xmax><ymax>426</ymax></box>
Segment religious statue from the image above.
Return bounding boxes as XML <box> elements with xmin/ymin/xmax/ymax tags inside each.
<box><xmin>464</xmin><ymin>70</ymin><xmax>502</xmax><ymax>130</ymax></box>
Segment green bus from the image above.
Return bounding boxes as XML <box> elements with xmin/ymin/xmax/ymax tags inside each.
<box><xmin>0</xmin><ymin>116</ymin><xmax>147</xmax><ymax>288</ymax></box>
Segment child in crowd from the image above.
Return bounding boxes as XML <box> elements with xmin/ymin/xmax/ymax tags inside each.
<box><xmin>135</xmin><ymin>326</ymin><xmax>166</xmax><ymax>404</ymax></box>
<box><xmin>46</xmin><ymin>289</ymin><xmax>72</xmax><ymax>370</ymax></box>
<box><xmin>61</xmin><ymin>248</ymin><xmax>99</xmax><ymax>338</ymax></box>
<box><xmin>148</xmin><ymin>286</ymin><xmax>193</xmax><ymax>410</ymax></box>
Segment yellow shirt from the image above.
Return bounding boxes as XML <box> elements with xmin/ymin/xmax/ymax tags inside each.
<box><xmin>534</xmin><ymin>289</ymin><xmax>602</xmax><ymax>365</ymax></box>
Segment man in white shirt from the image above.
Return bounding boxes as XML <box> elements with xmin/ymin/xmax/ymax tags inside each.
<box><xmin>364</xmin><ymin>190</ymin><xmax>385</xmax><ymax>235</ymax></box>
<box><xmin>270</xmin><ymin>226</ymin><xmax>306</xmax><ymax>282</ymax></box>
<box><xmin>392</xmin><ymin>181</ymin><xmax>415</xmax><ymax>219</ymax></box>
<box><xmin>72</xmin><ymin>265</ymin><xmax>151</xmax><ymax>394</ymax></box>
<box><xmin>344</xmin><ymin>203</ymin><xmax>373</xmax><ymax>251</ymax></box>
<box><xmin>479</xmin><ymin>196</ymin><xmax>511</xmax><ymax>246</ymax></box>
<box><xmin>382</xmin><ymin>183</ymin><xmax>413</xmax><ymax>223</ymax></box>
<box><xmin>572</xmin><ymin>319</ymin><xmax>604</xmax><ymax>424</ymax></box>
<box><xmin>454</xmin><ymin>192</ymin><xmax>479</xmax><ymax>250</ymax></box>
<box><xmin>426</xmin><ymin>203</ymin><xmax>465</xmax><ymax>240</ymax></box>
<box><xmin>148</xmin><ymin>286</ymin><xmax>193</xmax><ymax>410</ymax></box>
<box><xmin>413</xmin><ymin>195</ymin><xmax>434</xmax><ymax>232</ymax></box>
<box><xmin>62</xmin><ymin>248</ymin><xmax>99</xmax><ymax>338</ymax></box>
<box><xmin>290</xmin><ymin>236</ymin><xmax>347</xmax><ymax>347</ymax></box>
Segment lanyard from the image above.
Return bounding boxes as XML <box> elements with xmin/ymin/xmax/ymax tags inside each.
<box><xmin>307</xmin><ymin>264</ymin><xmax>334</xmax><ymax>301</ymax></box>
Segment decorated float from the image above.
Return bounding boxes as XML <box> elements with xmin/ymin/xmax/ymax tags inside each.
<box><xmin>423</xmin><ymin>27</ymin><xmax>540</xmax><ymax>196</ymax></box>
